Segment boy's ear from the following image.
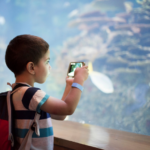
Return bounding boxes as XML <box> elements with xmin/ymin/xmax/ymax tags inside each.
<box><xmin>26</xmin><ymin>62</ymin><xmax>35</xmax><ymax>75</ymax></box>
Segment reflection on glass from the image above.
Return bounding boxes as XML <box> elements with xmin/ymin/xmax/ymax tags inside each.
<box><xmin>0</xmin><ymin>0</ymin><xmax>150</xmax><ymax>136</ymax></box>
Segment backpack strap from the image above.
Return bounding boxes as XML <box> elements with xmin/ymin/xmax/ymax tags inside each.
<box><xmin>7</xmin><ymin>91</ymin><xmax>14</xmax><ymax>147</ymax></box>
<box><xmin>18</xmin><ymin>112</ymin><xmax>41</xmax><ymax>150</ymax></box>
<box><xmin>7</xmin><ymin>83</ymin><xmax>41</xmax><ymax>150</ymax></box>
<box><xmin>7</xmin><ymin>83</ymin><xmax>30</xmax><ymax>149</ymax></box>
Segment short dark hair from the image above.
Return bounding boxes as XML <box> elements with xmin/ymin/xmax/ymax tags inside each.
<box><xmin>5</xmin><ymin>34</ymin><xmax>49</xmax><ymax>76</ymax></box>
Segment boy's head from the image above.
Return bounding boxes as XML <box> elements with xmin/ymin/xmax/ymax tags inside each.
<box><xmin>5</xmin><ymin>34</ymin><xmax>49</xmax><ymax>79</ymax></box>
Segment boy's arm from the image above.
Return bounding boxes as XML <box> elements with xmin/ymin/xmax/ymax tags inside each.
<box><xmin>40</xmin><ymin>66</ymin><xmax>88</xmax><ymax>116</ymax></box>
<box><xmin>51</xmin><ymin>80</ymin><xmax>72</xmax><ymax>120</ymax></box>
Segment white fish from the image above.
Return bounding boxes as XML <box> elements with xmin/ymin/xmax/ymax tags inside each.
<box><xmin>88</xmin><ymin>62</ymin><xmax>114</xmax><ymax>93</ymax></box>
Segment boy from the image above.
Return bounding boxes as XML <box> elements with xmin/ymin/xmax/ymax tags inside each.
<box><xmin>5</xmin><ymin>34</ymin><xmax>89</xmax><ymax>150</ymax></box>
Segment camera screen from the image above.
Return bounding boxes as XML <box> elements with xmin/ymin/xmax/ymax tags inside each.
<box><xmin>68</xmin><ymin>62</ymin><xmax>83</xmax><ymax>77</ymax></box>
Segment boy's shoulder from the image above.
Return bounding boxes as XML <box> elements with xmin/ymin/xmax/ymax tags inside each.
<box><xmin>12</xmin><ymin>83</ymin><xmax>40</xmax><ymax>92</ymax></box>
<box><xmin>19</xmin><ymin>86</ymin><xmax>41</xmax><ymax>93</ymax></box>
<box><xmin>12</xmin><ymin>83</ymin><xmax>42</xmax><ymax>99</ymax></box>
<box><xmin>13</xmin><ymin>84</ymin><xmax>48</xmax><ymax>111</ymax></box>
<box><xmin>16</xmin><ymin>86</ymin><xmax>43</xmax><ymax>98</ymax></box>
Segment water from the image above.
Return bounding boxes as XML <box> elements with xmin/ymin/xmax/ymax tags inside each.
<box><xmin>0</xmin><ymin>0</ymin><xmax>150</xmax><ymax>136</ymax></box>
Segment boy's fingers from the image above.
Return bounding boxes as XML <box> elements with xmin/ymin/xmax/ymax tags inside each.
<box><xmin>83</xmin><ymin>65</ymin><xmax>88</xmax><ymax>69</ymax></box>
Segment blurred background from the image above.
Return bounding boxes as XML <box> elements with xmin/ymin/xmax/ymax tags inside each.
<box><xmin>0</xmin><ymin>0</ymin><xmax>150</xmax><ymax>136</ymax></box>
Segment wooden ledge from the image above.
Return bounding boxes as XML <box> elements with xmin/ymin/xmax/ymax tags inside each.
<box><xmin>52</xmin><ymin>119</ymin><xmax>150</xmax><ymax>150</ymax></box>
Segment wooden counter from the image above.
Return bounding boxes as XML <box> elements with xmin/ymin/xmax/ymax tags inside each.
<box><xmin>52</xmin><ymin>119</ymin><xmax>150</xmax><ymax>150</ymax></box>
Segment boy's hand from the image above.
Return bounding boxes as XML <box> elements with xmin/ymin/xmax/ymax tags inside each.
<box><xmin>66</xmin><ymin>76</ymin><xmax>74</xmax><ymax>86</ymax></box>
<box><xmin>74</xmin><ymin>65</ymin><xmax>89</xmax><ymax>82</ymax></box>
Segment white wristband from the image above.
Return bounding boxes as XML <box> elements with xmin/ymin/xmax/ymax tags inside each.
<box><xmin>72</xmin><ymin>83</ymin><xmax>84</xmax><ymax>92</ymax></box>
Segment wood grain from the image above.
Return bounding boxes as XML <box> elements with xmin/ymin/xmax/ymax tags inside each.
<box><xmin>52</xmin><ymin>119</ymin><xmax>150</xmax><ymax>150</ymax></box>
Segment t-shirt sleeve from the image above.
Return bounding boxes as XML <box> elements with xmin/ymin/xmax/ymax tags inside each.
<box><xmin>22</xmin><ymin>87</ymin><xmax>49</xmax><ymax>113</ymax></box>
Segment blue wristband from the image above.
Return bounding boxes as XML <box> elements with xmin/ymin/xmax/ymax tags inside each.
<box><xmin>72</xmin><ymin>83</ymin><xmax>84</xmax><ymax>92</ymax></box>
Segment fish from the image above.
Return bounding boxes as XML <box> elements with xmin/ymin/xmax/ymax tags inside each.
<box><xmin>88</xmin><ymin>62</ymin><xmax>114</xmax><ymax>93</ymax></box>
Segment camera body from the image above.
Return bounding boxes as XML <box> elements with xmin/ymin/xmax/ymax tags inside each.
<box><xmin>67</xmin><ymin>62</ymin><xmax>85</xmax><ymax>77</ymax></box>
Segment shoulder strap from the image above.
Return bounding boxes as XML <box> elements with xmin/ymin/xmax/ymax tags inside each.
<box><xmin>18</xmin><ymin>112</ymin><xmax>41</xmax><ymax>150</ymax></box>
<box><xmin>7</xmin><ymin>83</ymin><xmax>30</xmax><ymax>149</ymax></box>
<box><xmin>7</xmin><ymin>91</ymin><xmax>14</xmax><ymax>147</ymax></box>
<box><xmin>8</xmin><ymin>83</ymin><xmax>41</xmax><ymax>150</ymax></box>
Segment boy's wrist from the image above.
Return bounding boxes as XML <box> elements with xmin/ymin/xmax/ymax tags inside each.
<box><xmin>72</xmin><ymin>83</ymin><xmax>84</xmax><ymax>92</ymax></box>
<box><xmin>66</xmin><ymin>77</ymin><xmax>74</xmax><ymax>86</ymax></box>
<box><xmin>74</xmin><ymin>75</ymin><xmax>84</xmax><ymax>86</ymax></box>
<box><xmin>66</xmin><ymin>83</ymin><xmax>72</xmax><ymax>88</ymax></box>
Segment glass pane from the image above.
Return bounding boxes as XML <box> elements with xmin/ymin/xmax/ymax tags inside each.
<box><xmin>0</xmin><ymin>0</ymin><xmax>150</xmax><ymax>136</ymax></box>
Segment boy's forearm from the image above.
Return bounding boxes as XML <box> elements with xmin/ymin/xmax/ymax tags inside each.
<box><xmin>51</xmin><ymin>114</ymin><xmax>66</xmax><ymax>120</ymax></box>
<box><xmin>63</xmin><ymin>75</ymin><xmax>84</xmax><ymax>114</ymax></box>
<box><xmin>62</xmin><ymin>75</ymin><xmax>84</xmax><ymax>101</ymax></box>
<box><xmin>51</xmin><ymin>85</ymin><xmax>71</xmax><ymax>120</ymax></box>
<box><xmin>61</xmin><ymin>84</ymin><xmax>72</xmax><ymax>101</ymax></box>
<box><xmin>58</xmin><ymin>84</ymin><xmax>72</xmax><ymax>120</ymax></box>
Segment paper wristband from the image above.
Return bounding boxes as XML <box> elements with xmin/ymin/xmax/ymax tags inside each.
<box><xmin>72</xmin><ymin>83</ymin><xmax>84</xmax><ymax>92</ymax></box>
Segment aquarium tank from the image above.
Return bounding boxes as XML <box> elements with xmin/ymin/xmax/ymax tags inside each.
<box><xmin>0</xmin><ymin>0</ymin><xmax>150</xmax><ymax>136</ymax></box>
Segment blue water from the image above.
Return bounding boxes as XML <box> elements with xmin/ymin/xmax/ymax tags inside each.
<box><xmin>0</xmin><ymin>0</ymin><xmax>150</xmax><ymax>136</ymax></box>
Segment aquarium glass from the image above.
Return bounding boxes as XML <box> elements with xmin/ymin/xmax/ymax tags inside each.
<box><xmin>0</xmin><ymin>0</ymin><xmax>150</xmax><ymax>136</ymax></box>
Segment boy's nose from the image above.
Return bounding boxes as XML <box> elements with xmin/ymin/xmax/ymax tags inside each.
<box><xmin>49</xmin><ymin>64</ymin><xmax>51</xmax><ymax>70</ymax></box>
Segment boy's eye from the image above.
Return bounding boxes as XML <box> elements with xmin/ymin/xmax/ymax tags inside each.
<box><xmin>47</xmin><ymin>60</ymin><xmax>50</xmax><ymax>64</ymax></box>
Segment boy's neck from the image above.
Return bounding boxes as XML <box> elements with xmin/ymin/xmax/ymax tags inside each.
<box><xmin>15</xmin><ymin>73</ymin><xmax>34</xmax><ymax>87</ymax></box>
